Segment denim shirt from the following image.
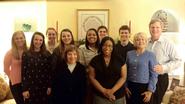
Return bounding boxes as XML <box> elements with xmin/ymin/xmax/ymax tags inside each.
<box><xmin>126</xmin><ymin>50</ymin><xmax>158</xmax><ymax>92</ymax></box>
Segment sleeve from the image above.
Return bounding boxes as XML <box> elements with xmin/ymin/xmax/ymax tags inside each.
<box><xmin>21</xmin><ymin>52</ymin><xmax>29</xmax><ymax>91</ymax></box>
<box><xmin>78</xmin><ymin>47</ymin><xmax>86</xmax><ymax>66</ymax></box>
<box><xmin>89</xmin><ymin>56</ymin><xmax>97</xmax><ymax>68</ymax></box>
<box><xmin>48</xmin><ymin>53</ymin><xmax>52</xmax><ymax>88</ymax></box>
<box><xmin>4</xmin><ymin>50</ymin><xmax>11</xmax><ymax>77</ymax></box>
<box><xmin>148</xmin><ymin>52</ymin><xmax>158</xmax><ymax>92</ymax></box>
<box><xmin>162</xmin><ymin>42</ymin><xmax>182</xmax><ymax>74</ymax></box>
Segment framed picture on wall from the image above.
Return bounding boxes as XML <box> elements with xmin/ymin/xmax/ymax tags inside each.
<box><xmin>77</xmin><ymin>9</ymin><xmax>109</xmax><ymax>41</ymax></box>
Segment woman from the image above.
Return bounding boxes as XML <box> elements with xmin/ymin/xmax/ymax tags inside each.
<box><xmin>78</xmin><ymin>28</ymin><xmax>99</xmax><ymax>68</ymax></box>
<box><xmin>53</xmin><ymin>28</ymin><xmax>74</xmax><ymax>58</ymax></box>
<box><xmin>46</xmin><ymin>27</ymin><xmax>58</xmax><ymax>54</ymax></box>
<box><xmin>4</xmin><ymin>31</ymin><xmax>27</xmax><ymax>104</ymax></box>
<box><xmin>89</xmin><ymin>36</ymin><xmax>127</xmax><ymax>104</ymax></box>
<box><xmin>52</xmin><ymin>45</ymin><xmax>87</xmax><ymax>104</ymax></box>
<box><xmin>125</xmin><ymin>32</ymin><xmax>158</xmax><ymax>104</ymax></box>
<box><xmin>22</xmin><ymin>32</ymin><xmax>52</xmax><ymax>104</ymax></box>
<box><xmin>78</xmin><ymin>28</ymin><xmax>99</xmax><ymax>104</ymax></box>
<box><xmin>97</xmin><ymin>26</ymin><xmax>108</xmax><ymax>41</ymax></box>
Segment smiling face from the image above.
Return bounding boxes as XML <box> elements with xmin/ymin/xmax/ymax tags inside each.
<box><xmin>13</xmin><ymin>32</ymin><xmax>26</xmax><ymax>48</ymax></box>
<box><xmin>149</xmin><ymin>21</ymin><xmax>163</xmax><ymax>41</ymax></box>
<box><xmin>134</xmin><ymin>33</ymin><xmax>147</xmax><ymax>49</ymax></box>
<box><xmin>61</xmin><ymin>31</ymin><xmax>72</xmax><ymax>45</ymax></box>
<box><xmin>119</xmin><ymin>29</ymin><xmax>130</xmax><ymax>43</ymax></box>
<box><xmin>33</xmin><ymin>34</ymin><xmax>44</xmax><ymax>51</ymax></box>
<box><xmin>67</xmin><ymin>50</ymin><xmax>78</xmax><ymax>64</ymax></box>
<box><xmin>87</xmin><ymin>30</ymin><xmax>98</xmax><ymax>44</ymax></box>
<box><xmin>98</xmin><ymin>28</ymin><xmax>108</xmax><ymax>41</ymax></box>
<box><xmin>47</xmin><ymin>29</ymin><xmax>57</xmax><ymax>42</ymax></box>
<box><xmin>102</xmin><ymin>40</ymin><xmax>113</xmax><ymax>56</ymax></box>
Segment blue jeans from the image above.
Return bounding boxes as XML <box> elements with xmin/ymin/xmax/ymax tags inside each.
<box><xmin>93</xmin><ymin>94</ymin><xmax>125</xmax><ymax>104</ymax></box>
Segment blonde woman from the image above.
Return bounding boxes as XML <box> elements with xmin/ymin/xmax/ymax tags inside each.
<box><xmin>46</xmin><ymin>27</ymin><xmax>58</xmax><ymax>54</ymax></box>
<box><xmin>125</xmin><ymin>32</ymin><xmax>158</xmax><ymax>104</ymax></box>
<box><xmin>4</xmin><ymin>31</ymin><xmax>27</xmax><ymax>104</ymax></box>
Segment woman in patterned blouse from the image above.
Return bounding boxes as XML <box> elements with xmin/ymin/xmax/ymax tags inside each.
<box><xmin>22</xmin><ymin>32</ymin><xmax>52</xmax><ymax>104</ymax></box>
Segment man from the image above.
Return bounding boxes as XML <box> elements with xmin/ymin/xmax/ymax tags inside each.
<box><xmin>114</xmin><ymin>25</ymin><xmax>135</xmax><ymax>104</ymax></box>
<box><xmin>115</xmin><ymin>25</ymin><xmax>135</xmax><ymax>63</ymax></box>
<box><xmin>147</xmin><ymin>19</ymin><xmax>181</xmax><ymax>104</ymax></box>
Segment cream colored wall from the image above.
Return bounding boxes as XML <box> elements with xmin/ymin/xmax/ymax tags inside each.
<box><xmin>0</xmin><ymin>1</ymin><xmax>47</xmax><ymax>73</ymax></box>
<box><xmin>47</xmin><ymin>0</ymin><xmax>185</xmax><ymax>40</ymax></box>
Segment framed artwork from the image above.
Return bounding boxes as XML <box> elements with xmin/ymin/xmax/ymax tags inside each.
<box><xmin>77</xmin><ymin>9</ymin><xmax>109</xmax><ymax>41</ymax></box>
<box><xmin>14</xmin><ymin>18</ymin><xmax>37</xmax><ymax>32</ymax></box>
<box><xmin>170</xmin><ymin>78</ymin><xmax>180</xmax><ymax>90</ymax></box>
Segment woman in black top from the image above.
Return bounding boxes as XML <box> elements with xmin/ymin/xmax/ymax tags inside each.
<box><xmin>89</xmin><ymin>36</ymin><xmax>127</xmax><ymax>104</ymax></box>
<box><xmin>52</xmin><ymin>45</ymin><xmax>87</xmax><ymax>104</ymax></box>
<box><xmin>22</xmin><ymin>32</ymin><xmax>52</xmax><ymax>104</ymax></box>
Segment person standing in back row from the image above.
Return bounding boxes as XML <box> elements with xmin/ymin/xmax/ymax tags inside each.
<box><xmin>97</xmin><ymin>26</ymin><xmax>108</xmax><ymax>42</ymax></box>
<box><xmin>147</xmin><ymin>19</ymin><xmax>181</xmax><ymax>104</ymax></box>
<box><xmin>115</xmin><ymin>25</ymin><xmax>135</xmax><ymax>64</ymax></box>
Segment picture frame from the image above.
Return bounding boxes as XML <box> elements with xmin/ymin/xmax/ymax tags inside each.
<box><xmin>77</xmin><ymin>9</ymin><xmax>109</xmax><ymax>41</ymax></box>
<box><xmin>170</xmin><ymin>78</ymin><xmax>180</xmax><ymax>90</ymax></box>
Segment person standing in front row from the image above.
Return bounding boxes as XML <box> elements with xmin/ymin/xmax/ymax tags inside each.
<box><xmin>22</xmin><ymin>32</ymin><xmax>52</xmax><ymax>104</ymax></box>
<box><xmin>4</xmin><ymin>31</ymin><xmax>27</xmax><ymax>104</ymax></box>
<box><xmin>51</xmin><ymin>45</ymin><xmax>87</xmax><ymax>104</ymax></box>
<box><xmin>125</xmin><ymin>32</ymin><xmax>158</xmax><ymax>104</ymax></box>
<box><xmin>89</xmin><ymin>36</ymin><xmax>127</xmax><ymax>104</ymax></box>
<box><xmin>147</xmin><ymin>19</ymin><xmax>181</xmax><ymax>104</ymax></box>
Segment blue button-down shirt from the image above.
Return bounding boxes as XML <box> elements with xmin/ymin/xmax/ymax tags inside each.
<box><xmin>126</xmin><ymin>50</ymin><xmax>158</xmax><ymax>92</ymax></box>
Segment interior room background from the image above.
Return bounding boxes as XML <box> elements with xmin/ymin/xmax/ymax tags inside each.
<box><xmin>0</xmin><ymin>0</ymin><xmax>185</xmax><ymax>86</ymax></box>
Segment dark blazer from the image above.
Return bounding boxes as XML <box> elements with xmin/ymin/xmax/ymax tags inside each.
<box><xmin>51</xmin><ymin>60</ymin><xmax>87</xmax><ymax>104</ymax></box>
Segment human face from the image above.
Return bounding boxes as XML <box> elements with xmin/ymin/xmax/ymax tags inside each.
<box><xmin>67</xmin><ymin>50</ymin><xmax>77</xmax><ymax>64</ymax></box>
<box><xmin>33</xmin><ymin>34</ymin><xmax>43</xmax><ymax>51</ymax></box>
<box><xmin>149</xmin><ymin>22</ymin><xmax>163</xmax><ymax>41</ymax></box>
<box><xmin>47</xmin><ymin>29</ymin><xmax>57</xmax><ymax>42</ymax></box>
<box><xmin>135</xmin><ymin>35</ymin><xmax>147</xmax><ymax>49</ymax></box>
<box><xmin>102</xmin><ymin>40</ymin><xmax>113</xmax><ymax>56</ymax></box>
<box><xmin>61</xmin><ymin>31</ymin><xmax>72</xmax><ymax>45</ymax></box>
<box><xmin>14</xmin><ymin>33</ymin><xmax>26</xmax><ymax>48</ymax></box>
<box><xmin>87</xmin><ymin>30</ymin><xmax>98</xmax><ymax>44</ymax></box>
<box><xmin>119</xmin><ymin>30</ymin><xmax>130</xmax><ymax>42</ymax></box>
<box><xmin>98</xmin><ymin>28</ymin><xmax>107</xmax><ymax>41</ymax></box>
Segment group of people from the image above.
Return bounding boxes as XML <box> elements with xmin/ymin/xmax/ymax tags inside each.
<box><xmin>4</xmin><ymin>18</ymin><xmax>181</xmax><ymax>104</ymax></box>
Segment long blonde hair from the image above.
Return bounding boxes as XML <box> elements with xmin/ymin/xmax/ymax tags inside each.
<box><xmin>11</xmin><ymin>31</ymin><xmax>28</xmax><ymax>59</ymax></box>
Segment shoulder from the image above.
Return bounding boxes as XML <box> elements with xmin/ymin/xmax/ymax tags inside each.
<box><xmin>5</xmin><ymin>49</ymin><xmax>12</xmax><ymax>56</ymax></box>
<box><xmin>145</xmin><ymin>50</ymin><xmax>156</xmax><ymax>57</ymax></box>
<box><xmin>79</xmin><ymin>44</ymin><xmax>86</xmax><ymax>49</ymax></box>
<box><xmin>127</xmin><ymin>50</ymin><xmax>135</xmax><ymax>54</ymax></box>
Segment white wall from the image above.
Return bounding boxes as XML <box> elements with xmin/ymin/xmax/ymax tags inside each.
<box><xmin>0</xmin><ymin>1</ymin><xmax>47</xmax><ymax>73</ymax></box>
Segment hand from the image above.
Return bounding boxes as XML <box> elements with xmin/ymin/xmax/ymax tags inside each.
<box><xmin>102</xmin><ymin>88</ymin><xmax>115</xmax><ymax>101</ymax></box>
<box><xmin>47</xmin><ymin>88</ymin><xmax>51</xmax><ymax>95</ymax></box>
<box><xmin>141</xmin><ymin>91</ymin><xmax>152</xmax><ymax>102</ymax></box>
<box><xmin>125</xmin><ymin>87</ymin><xmax>132</xmax><ymax>98</ymax></box>
<box><xmin>154</xmin><ymin>64</ymin><xmax>163</xmax><ymax>74</ymax></box>
<box><xmin>106</xmin><ymin>89</ymin><xmax>116</xmax><ymax>101</ymax></box>
<box><xmin>22</xmin><ymin>91</ymin><xmax>30</xmax><ymax>100</ymax></box>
